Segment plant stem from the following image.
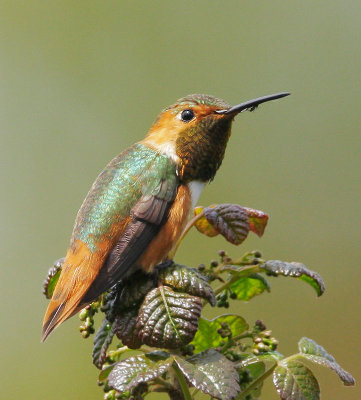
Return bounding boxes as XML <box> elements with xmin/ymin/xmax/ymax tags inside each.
<box><xmin>280</xmin><ymin>352</ymin><xmax>303</xmax><ymax>364</ymax></box>
<box><xmin>238</xmin><ymin>363</ymin><xmax>277</xmax><ymax>399</ymax></box>
<box><xmin>221</xmin><ymin>331</ymin><xmax>253</xmax><ymax>352</ymax></box>
<box><xmin>138</xmin><ymin>344</ymin><xmax>155</xmax><ymax>353</ymax></box>
<box><xmin>169</xmin><ymin>211</ymin><xmax>204</xmax><ymax>259</ymax></box>
<box><xmin>152</xmin><ymin>377</ymin><xmax>173</xmax><ymax>391</ymax></box>
<box><xmin>213</xmin><ymin>265</ymin><xmax>260</xmax><ymax>295</ymax></box>
<box><xmin>107</xmin><ymin>345</ymin><xmax>129</xmax><ymax>360</ymax></box>
<box><xmin>232</xmin><ymin>332</ymin><xmax>253</xmax><ymax>342</ymax></box>
<box><xmin>172</xmin><ymin>363</ymin><xmax>193</xmax><ymax>400</ymax></box>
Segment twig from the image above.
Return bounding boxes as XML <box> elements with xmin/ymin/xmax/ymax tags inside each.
<box><xmin>238</xmin><ymin>363</ymin><xmax>277</xmax><ymax>399</ymax></box>
<box><xmin>172</xmin><ymin>363</ymin><xmax>192</xmax><ymax>400</ymax></box>
<box><xmin>169</xmin><ymin>211</ymin><xmax>205</xmax><ymax>258</ymax></box>
<box><xmin>213</xmin><ymin>265</ymin><xmax>260</xmax><ymax>295</ymax></box>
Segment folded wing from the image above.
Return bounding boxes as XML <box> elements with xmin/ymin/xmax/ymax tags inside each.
<box><xmin>42</xmin><ymin>145</ymin><xmax>178</xmax><ymax>341</ymax></box>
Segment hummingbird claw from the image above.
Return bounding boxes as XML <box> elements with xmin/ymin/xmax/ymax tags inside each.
<box><xmin>153</xmin><ymin>260</ymin><xmax>175</xmax><ymax>285</ymax></box>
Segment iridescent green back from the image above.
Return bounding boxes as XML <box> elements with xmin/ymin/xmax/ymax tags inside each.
<box><xmin>71</xmin><ymin>144</ymin><xmax>177</xmax><ymax>252</ymax></box>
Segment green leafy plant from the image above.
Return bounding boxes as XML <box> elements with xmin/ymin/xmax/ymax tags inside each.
<box><xmin>43</xmin><ymin>203</ymin><xmax>355</xmax><ymax>400</ymax></box>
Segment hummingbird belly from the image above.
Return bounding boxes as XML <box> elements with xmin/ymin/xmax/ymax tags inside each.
<box><xmin>137</xmin><ymin>180</ymin><xmax>203</xmax><ymax>272</ymax></box>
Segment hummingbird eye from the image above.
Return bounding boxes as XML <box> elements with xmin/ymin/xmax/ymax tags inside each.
<box><xmin>179</xmin><ymin>109</ymin><xmax>195</xmax><ymax>122</ymax></box>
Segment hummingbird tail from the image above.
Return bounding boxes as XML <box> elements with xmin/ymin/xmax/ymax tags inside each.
<box><xmin>41</xmin><ymin>248</ymin><xmax>101</xmax><ymax>342</ymax></box>
<box><xmin>41</xmin><ymin>299</ymin><xmax>82</xmax><ymax>342</ymax></box>
<box><xmin>41</xmin><ymin>302</ymin><xmax>66</xmax><ymax>342</ymax></box>
<box><xmin>41</xmin><ymin>283</ymin><xmax>87</xmax><ymax>341</ymax></box>
<box><xmin>41</xmin><ymin>280</ymin><xmax>94</xmax><ymax>341</ymax></box>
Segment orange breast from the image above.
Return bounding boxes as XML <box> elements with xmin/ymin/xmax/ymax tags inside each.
<box><xmin>138</xmin><ymin>184</ymin><xmax>191</xmax><ymax>271</ymax></box>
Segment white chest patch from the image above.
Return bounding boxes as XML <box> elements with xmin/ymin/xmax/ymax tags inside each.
<box><xmin>188</xmin><ymin>181</ymin><xmax>205</xmax><ymax>211</ymax></box>
<box><xmin>155</xmin><ymin>141</ymin><xmax>179</xmax><ymax>164</ymax></box>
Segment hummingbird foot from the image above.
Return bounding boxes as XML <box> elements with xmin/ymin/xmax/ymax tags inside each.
<box><xmin>102</xmin><ymin>281</ymin><xmax>126</xmax><ymax>322</ymax></box>
<box><xmin>153</xmin><ymin>259</ymin><xmax>175</xmax><ymax>285</ymax></box>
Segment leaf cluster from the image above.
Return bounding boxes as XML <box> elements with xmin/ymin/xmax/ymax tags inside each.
<box><xmin>43</xmin><ymin>203</ymin><xmax>355</xmax><ymax>400</ymax></box>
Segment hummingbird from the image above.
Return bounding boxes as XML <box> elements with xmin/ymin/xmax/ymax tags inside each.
<box><xmin>42</xmin><ymin>92</ymin><xmax>289</xmax><ymax>341</ymax></box>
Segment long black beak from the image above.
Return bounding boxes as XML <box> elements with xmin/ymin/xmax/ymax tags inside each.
<box><xmin>215</xmin><ymin>92</ymin><xmax>290</xmax><ymax>115</ymax></box>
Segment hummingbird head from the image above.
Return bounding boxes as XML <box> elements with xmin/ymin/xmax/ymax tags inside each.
<box><xmin>143</xmin><ymin>92</ymin><xmax>289</xmax><ymax>183</ymax></box>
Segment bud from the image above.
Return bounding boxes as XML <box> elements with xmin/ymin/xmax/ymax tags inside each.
<box><xmin>218</xmin><ymin>250</ymin><xmax>226</xmax><ymax>257</ymax></box>
<box><xmin>104</xmin><ymin>390</ymin><xmax>116</xmax><ymax>400</ymax></box>
<box><xmin>197</xmin><ymin>263</ymin><xmax>206</xmax><ymax>271</ymax></box>
<box><xmin>79</xmin><ymin>308</ymin><xmax>88</xmax><ymax>321</ymax></box>
<box><xmin>81</xmin><ymin>330</ymin><xmax>90</xmax><ymax>339</ymax></box>
<box><xmin>255</xmin><ymin>320</ymin><xmax>267</xmax><ymax>331</ymax></box>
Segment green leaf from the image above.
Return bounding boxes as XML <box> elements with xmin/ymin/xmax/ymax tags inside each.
<box><xmin>113</xmin><ymin>310</ymin><xmax>142</xmax><ymax>349</ymax></box>
<box><xmin>260</xmin><ymin>260</ymin><xmax>325</xmax><ymax>296</ymax></box>
<box><xmin>136</xmin><ymin>285</ymin><xmax>202</xmax><ymax>348</ymax></box>
<box><xmin>42</xmin><ymin>258</ymin><xmax>64</xmax><ymax>299</ymax></box>
<box><xmin>173</xmin><ymin>349</ymin><xmax>240</xmax><ymax>400</ymax></box>
<box><xmin>300</xmin><ymin>355</ymin><xmax>355</xmax><ymax>387</ymax></box>
<box><xmin>98</xmin><ymin>365</ymin><xmax>115</xmax><ymax>383</ymax></box>
<box><xmin>237</xmin><ymin>354</ymin><xmax>263</xmax><ymax>368</ymax></box>
<box><xmin>230</xmin><ymin>273</ymin><xmax>270</xmax><ymax>301</ymax></box>
<box><xmin>298</xmin><ymin>337</ymin><xmax>355</xmax><ymax>386</ymax></box>
<box><xmin>247</xmin><ymin>360</ymin><xmax>266</xmax><ymax>380</ymax></box>
<box><xmin>191</xmin><ymin>315</ymin><xmax>248</xmax><ymax>353</ymax></box>
<box><xmin>241</xmin><ymin>361</ymin><xmax>266</xmax><ymax>398</ymax></box>
<box><xmin>243</xmin><ymin>207</ymin><xmax>269</xmax><ymax>237</ymax></box>
<box><xmin>273</xmin><ymin>360</ymin><xmax>320</xmax><ymax>400</ymax></box>
<box><xmin>108</xmin><ymin>353</ymin><xmax>173</xmax><ymax>393</ymax></box>
<box><xmin>259</xmin><ymin>351</ymin><xmax>284</xmax><ymax>362</ymax></box>
<box><xmin>92</xmin><ymin>319</ymin><xmax>114</xmax><ymax>369</ymax></box>
<box><xmin>298</xmin><ymin>337</ymin><xmax>335</xmax><ymax>361</ymax></box>
<box><xmin>237</xmin><ymin>354</ymin><xmax>283</xmax><ymax>399</ymax></box>
<box><xmin>158</xmin><ymin>263</ymin><xmax>216</xmax><ymax>306</ymax></box>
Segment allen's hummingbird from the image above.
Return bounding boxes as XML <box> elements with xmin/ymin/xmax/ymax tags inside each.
<box><xmin>42</xmin><ymin>92</ymin><xmax>289</xmax><ymax>341</ymax></box>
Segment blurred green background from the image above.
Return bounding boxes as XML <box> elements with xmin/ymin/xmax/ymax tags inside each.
<box><xmin>1</xmin><ymin>1</ymin><xmax>360</xmax><ymax>399</ymax></box>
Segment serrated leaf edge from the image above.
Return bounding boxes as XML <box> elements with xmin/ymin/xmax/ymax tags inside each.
<box><xmin>173</xmin><ymin>350</ymin><xmax>240</xmax><ymax>400</ymax></box>
<box><xmin>260</xmin><ymin>260</ymin><xmax>325</xmax><ymax>296</ymax></box>
<box><xmin>108</xmin><ymin>354</ymin><xmax>173</xmax><ymax>393</ymax></box>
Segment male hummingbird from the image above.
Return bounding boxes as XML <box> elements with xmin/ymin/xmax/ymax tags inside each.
<box><xmin>42</xmin><ymin>92</ymin><xmax>289</xmax><ymax>341</ymax></box>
